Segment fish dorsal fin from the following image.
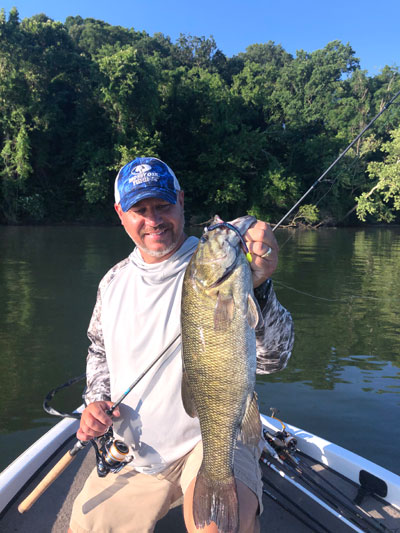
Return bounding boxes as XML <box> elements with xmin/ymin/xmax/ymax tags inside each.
<box><xmin>240</xmin><ymin>392</ymin><xmax>262</xmax><ymax>446</ymax></box>
<box><xmin>214</xmin><ymin>292</ymin><xmax>235</xmax><ymax>332</ymax></box>
<box><xmin>247</xmin><ymin>293</ymin><xmax>264</xmax><ymax>330</ymax></box>
<box><xmin>181</xmin><ymin>367</ymin><xmax>197</xmax><ymax>418</ymax></box>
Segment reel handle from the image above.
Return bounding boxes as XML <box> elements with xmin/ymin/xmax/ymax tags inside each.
<box><xmin>18</xmin><ymin>440</ymin><xmax>88</xmax><ymax>513</ymax></box>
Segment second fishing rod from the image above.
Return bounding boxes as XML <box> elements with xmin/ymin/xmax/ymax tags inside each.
<box><xmin>272</xmin><ymin>86</ymin><xmax>400</xmax><ymax>232</ymax></box>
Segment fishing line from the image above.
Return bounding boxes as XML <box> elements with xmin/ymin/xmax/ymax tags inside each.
<box><xmin>21</xmin><ymin>333</ymin><xmax>184</xmax><ymax>512</ymax></box>
<box><xmin>204</xmin><ymin>221</ymin><xmax>253</xmax><ymax>262</ymax></box>
<box><xmin>273</xmin><ymin>279</ymin><xmax>400</xmax><ymax>304</ymax></box>
<box><xmin>43</xmin><ymin>334</ymin><xmax>181</xmax><ymax>419</ymax></box>
<box><xmin>43</xmin><ymin>373</ymin><xmax>86</xmax><ymax>419</ymax></box>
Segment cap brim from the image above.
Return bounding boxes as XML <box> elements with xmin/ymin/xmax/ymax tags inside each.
<box><xmin>121</xmin><ymin>188</ymin><xmax>177</xmax><ymax>212</ymax></box>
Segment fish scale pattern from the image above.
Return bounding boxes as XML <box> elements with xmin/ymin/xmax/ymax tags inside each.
<box><xmin>181</xmin><ymin>226</ymin><xmax>259</xmax><ymax>530</ymax></box>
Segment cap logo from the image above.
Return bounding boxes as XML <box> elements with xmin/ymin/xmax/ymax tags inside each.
<box><xmin>131</xmin><ymin>164</ymin><xmax>152</xmax><ymax>175</ymax></box>
<box><xmin>128</xmin><ymin>164</ymin><xmax>160</xmax><ymax>187</ymax></box>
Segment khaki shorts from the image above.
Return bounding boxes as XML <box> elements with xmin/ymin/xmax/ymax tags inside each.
<box><xmin>70</xmin><ymin>439</ymin><xmax>263</xmax><ymax>533</ymax></box>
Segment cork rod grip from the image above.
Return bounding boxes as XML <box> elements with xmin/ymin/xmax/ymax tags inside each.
<box><xmin>18</xmin><ymin>450</ymin><xmax>76</xmax><ymax>513</ymax></box>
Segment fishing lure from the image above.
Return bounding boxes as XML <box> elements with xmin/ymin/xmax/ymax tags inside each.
<box><xmin>203</xmin><ymin>221</ymin><xmax>253</xmax><ymax>263</ymax></box>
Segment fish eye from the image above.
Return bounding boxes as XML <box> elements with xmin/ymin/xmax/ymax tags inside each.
<box><xmin>200</xmin><ymin>229</ymin><xmax>210</xmax><ymax>243</ymax></box>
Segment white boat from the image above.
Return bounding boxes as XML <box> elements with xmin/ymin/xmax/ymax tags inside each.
<box><xmin>1</xmin><ymin>410</ymin><xmax>399</xmax><ymax>532</ymax></box>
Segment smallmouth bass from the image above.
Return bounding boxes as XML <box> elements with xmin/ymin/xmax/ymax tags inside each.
<box><xmin>181</xmin><ymin>215</ymin><xmax>262</xmax><ymax>533</ymax></box>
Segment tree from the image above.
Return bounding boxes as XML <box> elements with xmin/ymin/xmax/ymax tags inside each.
<box><xmin>356</xmin><ymin>128</ymin><xmax>400</xmax><ymax>222</ymax></box>
<box><xmin>174</xmin><ymin>34</ymin><xmax>219</xmax><ymax>69</ymax></box>
<box><xmin>0</xmin><ymin>12</ymin><xmax>399</xmax><ymax>225</ymax></box>
<box><xmin>0</xmin><ymin>113</ymin><xmax>33</xmax><ymax>222</ymax></box>
<box><xmin>65</xmin><ymin>16</ymin><xmax>139</xmax><ymax>57</ymax></box>
<box><xmin>97</xmin><ymin>45</ymin><xmax>161</xmax><ymax>166</ymax></box>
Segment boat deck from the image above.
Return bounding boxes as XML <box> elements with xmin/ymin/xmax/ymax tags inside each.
<box><xmin>2</xmin><ymin>437</ymin><xmax>399</xmax><ymax>532</ymax></box>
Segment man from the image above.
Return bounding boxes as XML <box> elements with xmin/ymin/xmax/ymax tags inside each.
<box><xmin>69</xmin><ymin>157</ymin><xmax>294</xmax><ymax>533</ymax></box>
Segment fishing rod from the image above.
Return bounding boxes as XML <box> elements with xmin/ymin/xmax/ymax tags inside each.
<box><xmin>261</xmin><ymin>455</ymin><xmax>367</xmax><ymax>533</ymax></box>
<box><xmin>263</xmin><ymin>418</ymin><xmax>390</xmax><ymax>533</ymax></box>
<box><xmin>291</xmin><ymin>452</ymin><xmax>390</xmax><ymax>532</ymax></box>
<box><xmin>278</xmin><ymin>454</ymin><xmax>388</xmax><ymax>533</ymax></box>
<box><xmin>18</xmin><ymin>333</ymin><xmax>181</xmax><ymax>513</ymax></box>
<box><xmin>272</xmin><ymin>87</ymin><xmax>400</xmax><ymax>232</ymax></box>
<box><xmin>262</xmin><ymin>475</ymin><xmax>330</xmax><ymax>532</ymax></box>
<box><xmin>106</xmin><ymin>332</ymin><xmax>181</xmax><ymax>415</ymax></box>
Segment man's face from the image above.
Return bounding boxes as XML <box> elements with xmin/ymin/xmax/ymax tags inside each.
<box><xmin>114</xmin><ymin>191</ymin><xmax>185</xmax><ymax>263</ymax></box>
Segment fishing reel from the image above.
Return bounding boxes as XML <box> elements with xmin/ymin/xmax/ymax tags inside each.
<box><xmin>263</xmin><ymin>427</ymin><xmax>297</xmax><ymax>454</ymax></box>
<box><xmin>91</xmin><ymin>428</ymin><xmax>134</xmax><ymax>477</ymax></box>
<box><xmin>262</xmin><ymin>408</ymin><xmax>298</xmax><ymax>461</ymax></box>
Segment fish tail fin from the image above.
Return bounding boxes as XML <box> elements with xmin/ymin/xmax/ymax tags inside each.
<box><xmin>193</xmin><ymin>467</ymin><xmax>239</xmax><ymax>533</ymax></box>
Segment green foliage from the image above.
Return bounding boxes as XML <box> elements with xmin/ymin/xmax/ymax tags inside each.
<box><xmin>356</xmin><ymin>128</ymin><xmax>400</xmax><ymax>222</ymax></box>
<box><xmin>292</xmin><ymin>204</ymin><xmax>320</xmax><ymax>226</ymax></box>
<box><xmin>0</xmin><ymin>111</ymin><xmax>32</xmax><ymax>222</ymax></box>
<box><xmin>0</xmin><ymin>12</ymin><xmax>399</xmax><ymax>225</ymax></box>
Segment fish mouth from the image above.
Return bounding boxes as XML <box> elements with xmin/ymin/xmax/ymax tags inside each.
<box><xmin>208</xmin><ymin>255</ymin><xmax>239</xmax><ymax>288</ymax></box>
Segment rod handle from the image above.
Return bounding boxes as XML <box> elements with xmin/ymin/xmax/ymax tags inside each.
<box><xmin>18</xmin><ymin>449</ymin><xmax>76</xmax><ymax>513</ymax></box>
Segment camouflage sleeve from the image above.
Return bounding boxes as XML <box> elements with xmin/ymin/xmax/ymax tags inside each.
<box><xmin>254</xmin><ymin>279</ymin><xmax>294</xmax><ymax>374</ymax></box>
<box><xmin>83</xmin><ymin>288</ymin><xmax>111</xmax><ymax>405</ymax></box>
<box><xmin>83</xmin><ymin>257</ymin><xmax>131</xmax><ymax>404</ymax></box>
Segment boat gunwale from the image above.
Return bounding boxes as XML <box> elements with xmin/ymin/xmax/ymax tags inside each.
<box><xmin>1</xmin><ymin>410</ymin><xmax>399</xmax><ymax>518</ymax></box>
<box><xmin>261</xmin><ymin>414</ymin><xmax>400</xmax><ymax>510</ymax></box>
<box><xmin>0</xmin><ymin>407</ymin><xmax>83</xmax><ymax>515</ymax></box>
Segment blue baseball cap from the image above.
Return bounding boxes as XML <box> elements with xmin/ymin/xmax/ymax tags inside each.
<box><xmin>114</xmin><ymin>157</ymin><xmax>181</xmax><ymax>212</ymax></box>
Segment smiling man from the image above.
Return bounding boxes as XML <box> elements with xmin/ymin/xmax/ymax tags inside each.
<box><xmin>69</xmin><ymin>157</ymin><xmax>294</xmax><ymax>533</ymax></box>
<box><xmin>113</xmin><ymin>158</ymin><xmax>186</xmax><ymax>261</ymax></box>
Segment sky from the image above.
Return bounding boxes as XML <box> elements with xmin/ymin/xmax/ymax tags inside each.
<box><xmin>1</xmin><ymin>0</ymin><xmax>399</xmax><ymax>76</ymax></box>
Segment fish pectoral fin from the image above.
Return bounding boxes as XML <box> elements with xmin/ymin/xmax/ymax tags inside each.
<box><xmin>247</xmin><ymin>293</ymin><xmax>264</xmax><ymax>330</ymax></box>
<box><xmin>240</xmin><ymin>392</ymin><xmax>262</xmax><ymax>446</ymax></box>
<box><xmin>214</xmin><ymin>292</ymin><xmax>235</xmax><ymax>332</ymax></box>
<box><xmin>181</xmin><ymin>368</ymin><xmax>197</xmax><ymax>418</ymax></box>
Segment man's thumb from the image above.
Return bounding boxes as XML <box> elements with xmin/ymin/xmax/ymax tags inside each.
<box><xmin>105</xmin><ymin>401</ymin><xmax>120</xmax><ymax>418</ymax></box>
<box><xmin>111</xmin><ymin>407</ymin><xmax>120</xmax><ymax>418</ymax></box>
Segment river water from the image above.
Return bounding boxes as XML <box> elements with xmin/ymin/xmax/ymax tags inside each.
<box><xmin>0</xmin><ymin>225</ymin><xmax>399</xmax><ymax>474</ymax></box>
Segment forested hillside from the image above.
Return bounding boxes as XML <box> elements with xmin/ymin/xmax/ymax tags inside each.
<box><xmin>1</xmin><ymin>7</ymin><xmax>399</xmax><ymax>225</ymax></box>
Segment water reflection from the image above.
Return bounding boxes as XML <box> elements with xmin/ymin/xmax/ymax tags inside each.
<box><xmin>0</xmin><ymin>226</ymin><xmax>399</xmax><ymax>474</ymax></box>
<box><xmin>274</xmin><ymin>227</ymin><xmax>400</xmax><ymax>368</ymax></box>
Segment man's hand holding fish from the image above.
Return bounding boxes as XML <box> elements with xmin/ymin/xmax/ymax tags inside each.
<box><xmin>243</xmin><ymin>220</ymin><xmax>279</xmax><ymax>287</ymax></box>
